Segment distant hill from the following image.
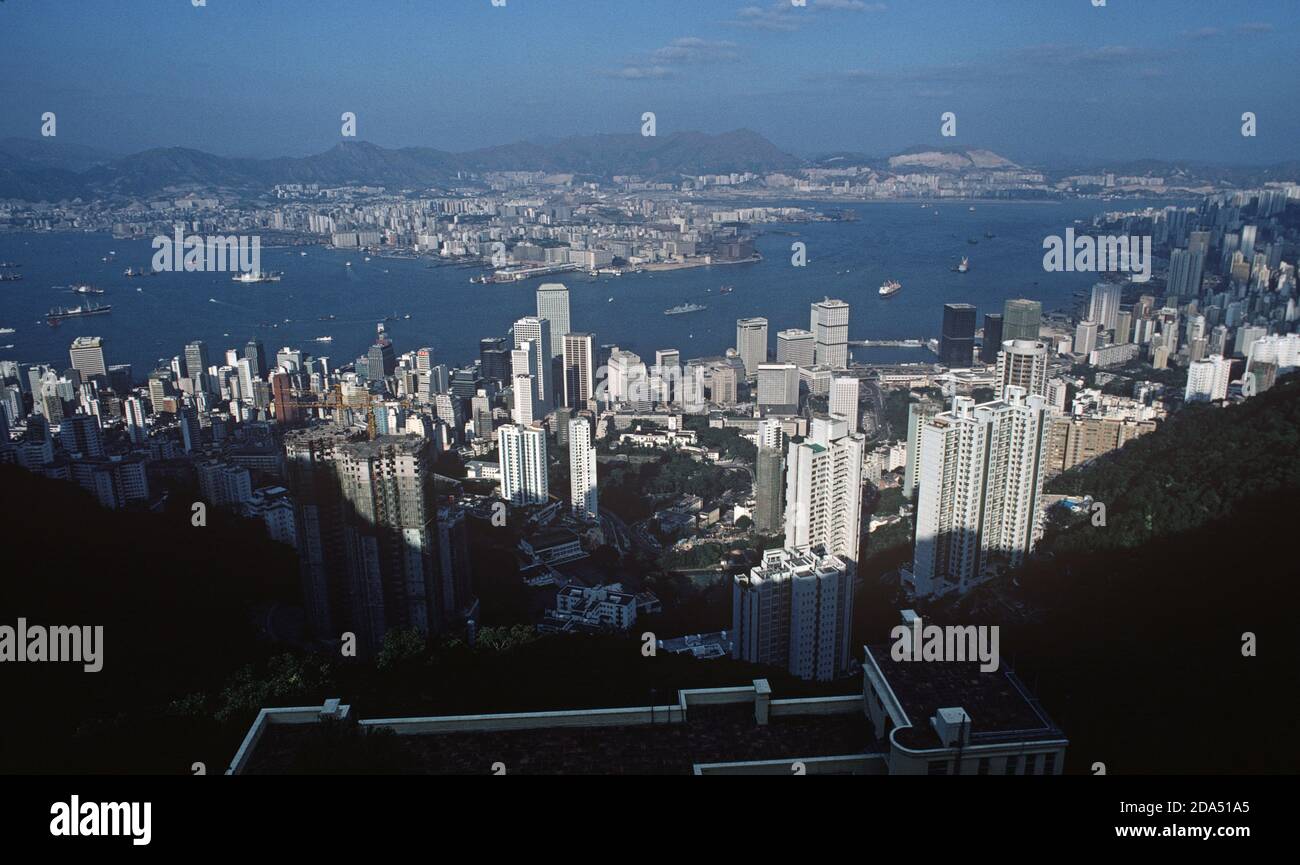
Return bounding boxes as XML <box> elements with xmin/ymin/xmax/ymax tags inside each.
<box><xmin>0</xmin><ymin>130</ymin><xmax>804</xmax><ymax>201</ymax></box>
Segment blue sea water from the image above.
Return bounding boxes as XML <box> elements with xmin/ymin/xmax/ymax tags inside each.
<box><xmin>0</xmin><ymin>199</ymin><xmax>1161</xmax><ymax>379</ymax></box>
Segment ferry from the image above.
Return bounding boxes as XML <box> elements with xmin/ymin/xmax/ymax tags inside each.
<box><xmin>0</xmin><ymin>327</ymin><xmax>15</xmax><ymax>335</ymax></box>
<box><xmin>232</xmin><ymin>270</ymin><xmax>282</xmax><ymax>283</ymax></box>
<box><xmin>70</xmin><ymin>284</ymin><xmax>104</xmax><ymax>295</ymax></box>
<box><xmin>664</xmin><ymin>303</ymin><xmax>706</xmax><ymax>316</ymax></box>
<box><xmin>315</xmin><ymin>336</ymin><xmax>334</xmax><ymax>343</ymax></box>
<box><xmin>879</xmin><ymin>279</ymin><xmax>902</xmax><ymax>297</ymax></box>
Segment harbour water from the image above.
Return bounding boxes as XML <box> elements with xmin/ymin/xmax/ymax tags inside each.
<box><xmin>0</xmin><ymin>199</ymin><xmax>1166</xmax><ymax>378</ymax></box>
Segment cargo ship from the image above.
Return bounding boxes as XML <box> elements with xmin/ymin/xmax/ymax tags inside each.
<box><xmin>664</xmin><ymin>303</ymin><xmax>706</xmax><ymax>315</ymax></box>
<box><xmin>879</xmin><ymin>279</ymin><xmax>902</xmax><ymax>297</ymax></box>
<box><xmin>47</xmin><ymin>302</ymin><xmax>111</xmax><ymax>324</ymax></box>
<box><xmin>232</xmin><ymin>270</ymin><xmax>282</xmax><ymax>283</ymax></box>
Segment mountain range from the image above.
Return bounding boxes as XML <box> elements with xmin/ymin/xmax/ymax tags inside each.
<box><xmin>1</xmin><ymin>130</ymin><xmax>1296</xmax><ymax>202</ymax></box>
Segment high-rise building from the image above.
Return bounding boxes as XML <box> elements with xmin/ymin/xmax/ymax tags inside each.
<box><xmin>1185</xmin><ymin>355</ymin><xmax>1231</xmax><ymax>403</ymax></box>
<box><xmin>69</xmin><ymin>336</ymin><xmax>107</xmax><ymax>381</ymax></box>
<box><xmin>479</xmin><ymin>337</ymin><xmax>511</xmax><ymax>384</ymax></box>
<box><xmin>433</xmin><ymin>503</ymin><xmax>475</xmax><ymax>629</ymax></box>
<box><xmin>911</xmin><ymin>389</ymin><xmax>1051</xmax><ymax>597</ymax></box>
<box><xmin>939</xmin><ymin>303</ymin><xmax>977</xmax><ymax>368</ymax></box>
<box><xmin>511</xmin><ymin>342</ymin><xmax>539</xmax><ymax>425</ymax></box>
<box><xmin>995</xmin><ymin>339</ymin><xmax>1049</xmax><ymax>399</ymax></box>
<box><xmin>244</xmin><ymin>338</ymin><xmax>267</xmax><ymax>379</ymax></box>
<box><xmin>753</xmin><ymin>419</ymin><xmax>785</xmax><ymax>535</ymax></box>
<box><xmin>902</xmin><ymin>400</ymin><xmax>940</xmax><ymax>500</ymax></box>
<box><xmin>513</xmin><ymin>316</ymin><xmax>553</xmax><ymax>407</ymax></box>
<box><xmin>810</xmin><ymin>298</ymin><xmax>850</xmax><ymax>369</ymax></box>
<box><xmin>563</xmin><ymin>332</ymin><xmax>595</xmax><ymax>408</ymax></box>
<box><xmin>1088</xmin><ymin>282</ymin><xmax>1122</xmax><ymax>333</ymax></box>
<box><xmin>284</xmin><ymin>425</ymin><xmax>358</xmax><ymax>639</ymax></box>
<box><xmin>653</xmin><ymin>349</ymin><xmax>680</xmax><ymax>405</ymax></box>
<box><xmin>336</xmin><ymin>435</ymin><xmax>437</xmax><ymax>657</ymax></box>
<box><xmin>776</xmin><ymin>328</ymin><xmax>816</xmax><ymax>368</ymax></box>
<box><xmin>606</xmin><ymin>348</ymin><xmax>648</xmax><ymax>408</ymax></box>
<box><xmin>1002</xmin><ymin>299</ymin><xmax>1042</xmax><ymax>342</ymax></box>
<box><xmin>124</xmin><ymin>396</ymin><xmax>148</xmax><ymax>445</ymax></box>
<box><xmin>1074</xmin><ymin>320</ymin><xmax>1101</xmax><ymax>358</ymax></box>
<box><xmin>735</xmin><ymin>317</ymin><xmax>769</xmax><ymax>377</ymax></box>
<box><xmin>471</xmin><ymin>390</ymin><xmax>494</xmax><ymax>441</ymax></box>
<box><xmin>731</xmin><ymin>546</ymin><xmax>853</xmax><ymax>682</ymax></box>
<box><xmin>829</xmin><ymin>375</ymin><xmax>860</xmax><ymax>431</ymax></box>
<box><xmin>568</xmin><ymin>416</ymin><xmax>598</xmax><ymax>520</ymax></box>
<box><xmin>367</xmin><ymin>331</ymin><xmax>396</xmax><ymax>382</ymax></box>
<box><xmin>59</xmin><ymin>412</ymin><xmax>104</xmax><ymax>458</ymax></box>
<box><xmin>756</xmin><ymin>362</ymin><xmax>800</xmax><ymax>415</ymax></box>
<box><xmin>184</xmin><ymin>340</ymin><xmax>211</xmax><ymax>394</ymax></box>
<box><xmin>498</xmin><ymin>423</ymin><xmax>549</xmax><ymax>505</ymax></box>
<box><xmin>536</xmin><ymin>283</ymin><xmax>570</xmax><ymax>359</ymax></box>
<box><xmin>979</xmin><ymin>314</ymin><xmax>1003</xmax><ymax>365</ymax></box>
<box><xmin>784</xmin><ymin>414</ymin><xmax>865</xmax><ymax>572</ymax></box>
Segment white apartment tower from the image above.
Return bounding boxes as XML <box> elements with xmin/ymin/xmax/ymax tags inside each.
<box><xmin>568</xmin><ymin>416</ymin><xmax>598</xmax><ymax>520</ymax></box>
<box><xmin>1185</xmin><ymin>354</ymin><xmax>1231</xmax><ymax>403</ymax></box>
<box><xmin>995</xmin><ymin>339</ymin><xmax>1050</xmax><ymax>399</ymax></box>
<box><xmin>498</xmin><ymin>423</ymin><xmax>549</xmax><ymax>505</ymax></box>
<box><xmin>784</xmin><ymin>414</ymin><xmax>866</xmax><ymax>572</ymax></box>
<box><xmin>735</xmin><ymin>317</ymin><xmax>769</xmax><ymax>377</ymax></box>
<box><xmin>911</xmin><ymin>388</ymin><xmax>1051</xmax><ymax>598</ymax></box>
<box><xmin>829</xmin><ymin>375</ymin><xmax>861</xmax><ymax>431</ymax></box>
<box><xmin>536</xmin><ymin>283</ymin><xmax>570</xmax><ymax>359</ymax></box>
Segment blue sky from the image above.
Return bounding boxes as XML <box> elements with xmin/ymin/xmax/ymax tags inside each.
<box><xmin>1</xmin><ymin>0</ymin><xmax>1296</xmax><ymax>164</ymax></box>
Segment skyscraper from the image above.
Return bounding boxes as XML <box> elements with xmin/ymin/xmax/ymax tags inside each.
<box><xmin>756</xmin><ymin>362</ymin><xmax>799</xmax><ymax>415</ymax></box>
<box><xmin>776</xmin><ymin>328</ymin><xmax>816</xmax><ymax>368</ymax></box>
<box><xmin>184</xmin><ymin>340</ymin><xmax>211</xmax><ymax>394</ymax></box>
<box><xmin>69</xmin><ymin>336</ymin><xmax>106</xmax><ymax>381</ymax></box>
<box><xmin>753</xmin><ymin>418</ymin><xmax>785</xmax><ymax>535</ymax></box>
<box><xmin>479</xmin><ymin>337</ymin><xmax>511</xmax><ymax>385</ymax></box>
<box><xmin>1074</xmin><ymin>320</ymin><xmax>1100</xmax><ymax>357</ymax></box>
<box><xmin>1088</xmin><ymin>281</ymin><xmax>1122</xmax><ymax>333</ymax></box>
<box><xmin>1185</xmin><ymin>355</ymin><xmax>1231</xmax><ymax>403</ymax></box>
<box><xmin>784</xmin><ymin>414</ymin><xmax>865</xmax><ymax>572</ymax></box>
<box><xmin>563</xmin><ymin>332</ymin><xmax>595</xmax><ymax>408</ymax></box>
<box><xmin>995</xmin><ymin>339</ymin><xmax>1049</xmax><ymax>399</ymax></box>
<box><xmin>536</xmin><ymin>283</ymin><xmax>570</xmax><ymax>359</ymax></box>
<box><xmin>1002</xmin><ymin>299</ymin><xmax>1042</xmax><ymax>342</ymax></box>
<box><xmin>829</xmin><ymin>376</ymin><xmax>860</xmax><ymax>431</ymax></box>
<box><xmin>911</xmin><ymin>388</ymin><xmax>1051</xmax><ymax>597</ymax></box>
<box><xmin>940</xmin><ymin>303</ymin><xmax>977</xmax><ymax>368</ymax></box>
<box><xmin>731</xmin><ymin>546</ymin><xmax>854</xmax><ymax>682</ymax></box>
<box><xmin>337</xmin><ymin>435</ymin><xmax>437</xmax><ymax>657</ymax></box>
<box><xmin>902</xmin><ymin>400</ymin><xmax>939</xmax><ymax>500</ymax></box>
<box><xmin>653</xmin><ymin>349</ymin><xmax>680</xmax><ymax>405</ymax></box>
<box><xmin>244</xmin><ymin>338</ymin><xmax>267</xmax><ymax>379</ymax></box>
<box><xmin>498</xmin><ymin>423</ymin><xmax>549</xmax><ymax>505</ymax></box>
<box><xmin>735</xmin><ymin>317</ymin><xmax>769</xmax><ymax>377</ymax></box>
<box><xmin>568</xmin><ymin>416</ymin><xmax>598</xmax><ymax>520</ymax></box>
<box><xmin>810</xmin><ymin>298</ymin><xmax>850</xmax><ymax>369</ymax></box>
<box><xmin>979</xmin><ymin>314</ymin><xmax>1003</xmax><ymax>364</ymax></box>
<box><xmin>512</xmin><ymin>316</ymin><xmax>552</xmax><ymax>408</ymax></box>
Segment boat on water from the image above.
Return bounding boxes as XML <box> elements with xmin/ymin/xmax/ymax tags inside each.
<box><xmin>719</xmin><ymin>284</ymin><xmax>735</xmax><ymax>295</ymax></box>
<box><xmin>607</xmin><ymin>297</ymin><xmax>613</xmax><ymax>303</ymax></box>
<box><xmin>70</xmin><ymin>284</ymin><xmax>104</xmax><ymax>295</ymax></box>
<box><xmin>123</xmin><ymin>267</ymin><xmax>158</xmax><ymax>278</ymax></box>
<box><xmin>315</xmin><ymin>336</ymin><xmax>334</xmax><ymax>343</ymax></box>
<box><xmin>47</xmin><ymin>302</ymin><xmax>112</xmax><ymax>323</ymax></box>
<box><xmin>232</xmin><ymin>270</ymin><xmax>282</xmax><ymax>283</ymax></box>
<box><xmin>0</xmin><ymin>273</ymin><xmax>23</xmax><ymax>282</ymax></box>
<box><xmin>0</xmin><ymin>262</ymin><xmax>21</xmax><ymax>268</ymax></box>
<box><xmin>969</xmin><ymin>206</ymin><xmax>976</xmax><ymax>212</ymax></box>
<box><xmin>0</xmin><ymin>327</ymin><xmax>16</xmax><ymax>335</ymax></box>
<box><xmin>879</xmin><ymin>279</ymin><xmax>902</xmax><ymax>297</ymax></box>
<box><xmin>664</xmin><ymin>303</ymin><xmax>706</xmax><ymax>316</ymax></box>
<box><xmin>967</xmin><ymin>237</ymin><xmax>979</xmax><ymax>245</ymax></box>
<box><xmin>952</xmin><ymin>257</ymin><xmax>970</xmax><ymax>273</ymax></box>
<box><xmin>984</xmin><ymin>230</ymin><xmax>995</xmax><ymax>239</ymax></box>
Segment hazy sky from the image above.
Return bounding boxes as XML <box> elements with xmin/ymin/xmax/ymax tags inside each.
<box><xmin>2</xmin><ymin>0</ymin><xmax>1296</xmax><ymax>165</ymax></box>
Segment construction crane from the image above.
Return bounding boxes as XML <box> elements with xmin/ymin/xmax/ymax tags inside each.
<box><xmin>279</xmin><ymin>385</ymin><xmax>419</xmax><ymax>440</ymax></box>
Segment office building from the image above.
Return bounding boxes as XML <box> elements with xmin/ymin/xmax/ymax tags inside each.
<box><xmin>1088</xmin><ymin>282</ymin><xmax>1122</xmax><ymax>333</ymax></box>
<box><xmin>536</xmin><ymin>283</ymin><xmax>570</xmax><ymax>359</ymax></box>
<box><xmin>756</xmin><ymin>362</ymin><xmax>799</xmax><ymax>415</ymax></box>
<box><xmin>1002</xmin><ymin>299</ymin><xmax>1042</xmax><ymax>342</ymax></box>
<box><xmin>776</xmin><ymin>328</ymin><xmax>816</xmax><ymax>368</ymax></box>
<box><xmin>810</xmin><ymin>298</ymin><xmax>850</xmax><ymax>369</ymax></box>
<box><xmin>69</xmin><ymin>336</ymin><xmax>107</xmax><ymax>381</ymax></box>
<box><xmin>829</xmin><ymin>375</ymin><xmax>860</xmax><ymax>431</ymax></box>
<box><xmin>736</xmin><ymin>317</ymin><xmax>769</xmax><ymax>377</ymax></box>
<box><xmin>563</xmin><ymin>332</ymin><xmax>595</xmax><ymax>408</ymax></box>
<box><xmin>979</xmin><ymin>314</ymin><xmax>1003</xmax><ymax>365</ymax></box>
<box><xmin>512</xmin><ymin>316</ymin><xmax>553</xmax><ymax>407</ymax></box>
<box><xmin>939</xmin><ymin>303</ymin><xmax>977</xmax><ymax>368</ymax></box>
